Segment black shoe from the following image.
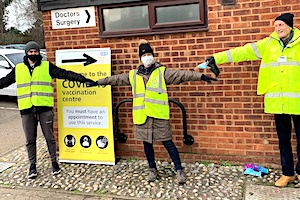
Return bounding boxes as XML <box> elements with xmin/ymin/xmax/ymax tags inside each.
<box><xmin>28</xmin><ymin>164</ymin><xmax>37</xmax><ymax>179</ymax></box>
<box><xmin>52</xmin><ymin>161</ymin><xmax>61</xmax><ymax>175</ymax></box>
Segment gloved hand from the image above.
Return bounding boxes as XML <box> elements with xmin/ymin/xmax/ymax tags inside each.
<box><xmin>86</xmin><ymin>81</ymin><xmax>98</xmax><ymax>87</ymax></box>
<box><xmin>201</xmin><ymin>74</ymin><xmax>218</xmax><ymax>83</ymax></box>
<box><xmin>206</xmin><ymin>56</ymin><xmax>220</xmax><ymax>77</ymax></box>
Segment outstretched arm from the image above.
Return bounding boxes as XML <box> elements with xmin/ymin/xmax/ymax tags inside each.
<box><xmin>213</xmin><ymin>37</ymin><xmax>269</xmax><ymax>65</ymax></box>
<box><xmin>97</xmin><ymin>73</ymin><xmax>130</xmax><ymax>86</ymax></box>
<box><xmin>0</xmin><ymin>68</ymin><xmax>16</xmax><ymax>89</ymax></box>
<box><xmin>164</xmin><ymin>68</ymin><xmax>217</xmax><ymax>85</ymax></box>
<box><xmin>49</xmin><ymin>62</ymin><xmax>93</xmax><ymax>83</ymax></box>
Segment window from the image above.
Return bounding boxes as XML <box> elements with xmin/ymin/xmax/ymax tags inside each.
<box><xmin>103</xmin><ymin>6</ymin><xmax>148</xmax><ymax>31</ymax></box>
<box><xmin>99</xmin><ymin>0</ymin><xmax>207</xmax><ymax>38</ymax></box>
<box><xmin>0</xmin><ymin>56</ymin><xmax>10</xmax><ymax>69</ymax></box>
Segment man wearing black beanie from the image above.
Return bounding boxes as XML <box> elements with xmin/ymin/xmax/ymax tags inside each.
<box><xmin>198</xmin><ymin>12</ymin><xmax>300</xmax><ymax>187</ymax></box>
<box><xmin>275</xmin><ymin>13</ymin><xmax>294</xmax><ymax>28</ymax></box>
<box><xmin>274</xmin><ymin>13</ymin><xmax>294</xmax><ymax>46</ymax></box>
<box><xmin>0</xmin><ymin>41</ymin><xmax>96</xmax><ymax>179</ymax></box>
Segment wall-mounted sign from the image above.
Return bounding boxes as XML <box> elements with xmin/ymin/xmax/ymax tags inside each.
<box><xmin>51</xmin><ymin>6</ymin><xmax>96</xmax><ymax>29</ymax></box>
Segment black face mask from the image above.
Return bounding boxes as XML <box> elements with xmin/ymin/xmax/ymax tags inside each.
<box><xmin>27</xmin><ymin>54</ymin><xmax>40</xmax><ymax>62</ymax></box>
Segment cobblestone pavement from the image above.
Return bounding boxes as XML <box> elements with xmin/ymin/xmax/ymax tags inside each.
<box><xmin>0</xmin><ymin>137</ymin><xmax>299</xmax><ymax>200</ymax></box>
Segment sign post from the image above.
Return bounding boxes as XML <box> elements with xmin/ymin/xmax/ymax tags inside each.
<box><xmin>55</xmin><ymin>48</ymin><xmax>115</xmax><ymax>165</ymax></box>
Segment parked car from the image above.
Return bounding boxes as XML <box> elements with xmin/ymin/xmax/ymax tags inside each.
<box><xmin>0</xmin><ymin>49</ymin><xmax>47</xmax><ymax>97</ymax></box>
<box><xmin>0</xmin><ymin>45</ymin><xmax>5</xmax><ymax>49</ymax></box>
<box><xmin>4</xmin><ymin>44</ymin><xmax>26</xmax><ymax>50</ymax></box>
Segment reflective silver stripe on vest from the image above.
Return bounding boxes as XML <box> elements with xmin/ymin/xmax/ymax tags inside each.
<box><xmin>18</xmin><ymin>92</ymin><xmax>53</xmax><ymax>100</ymax></box>
<box><xmin>17</xmin><ymin>94</ymin><xmax>31</xmax><ymax>99</ymax></box>
<box><xmin>31</xmin><ymin>81</ymin><xmax>53</xmax><ymax>86</ymax></box>
<box><xmin>226</xmin><ymin>50</ymin><xmax>232</xmax><ymax>62</ymax></box>
<box><xmin>270</xmin><ymin>61</ymin><xmax>300</xmax><ymax>67</ymax></box>
<box><xmin>158</xmin><ymin>68</ymin><xmax>163</xmax><ymax>94</ymax></box>
<box><xmin>17</xmin><ymin>81</ymin><xmax>52</xmax><ymax>88</ymax></box>
<box><xmin>251</xmin><ymin>42</ymin><xmax>261</xmax><ymax>60</ymax></box>
<box><xmin>146</xmin><ymin>87</ymin><xmax>167</xmax><ymax>94</ymax></box>
<box><xmin>265</xmin><ymin>92</ymin><xmax>300</xmax><ymax>98</ymax></box>
<box><xmin>133</xmin><ymin>69</ymin><xmax>138</xmax><ymax>95</ymax></box>
<box><xmin>260</xmin><ymin>63</ymin><xmax>268</xmax><ymax>68</ymax></box>
<box><xmin>133</xmin><ymin>93</ymin><xmax>144</xmax><ymax>98</ymax></box>
<box><xmin>17</xmin><ymin>83</ymin><xmax>31</xmax><ymax>88</ymax></box>
<box><xmin>145</xmin><ymin>98</ymin><xmax>168</xmax><ymax>105</ymax></box>
<box><xmin>32</xmin><ymin>92</ymin><xmax>53</xmax><ymax>97</ymax></box>
<box><xmin>266</xmin><ymin>37</ymin><xmax>273</xmax><ymax>47</ymax></box>
<box><xmin>132</xmin><ymin>105</ymin><xmax>145</xmax><ymax>110</ymax></box>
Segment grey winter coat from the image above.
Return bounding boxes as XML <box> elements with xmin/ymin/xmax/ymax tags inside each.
<box><xmin>97</xmin><ymin>62</ymin><xmax>204</xmax><ymax>143</ymax></box>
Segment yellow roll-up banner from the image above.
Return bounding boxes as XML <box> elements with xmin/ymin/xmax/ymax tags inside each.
<box><xmin>55</xmin><ymin>48</ymin><xmax>114</xmax><ymax>165</ymax></box>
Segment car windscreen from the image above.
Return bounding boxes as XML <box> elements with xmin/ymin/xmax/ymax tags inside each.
<box><xmin>5</xmin><ymin>53</ymin><xmax>25</xmax><ymax>66</ymax></box>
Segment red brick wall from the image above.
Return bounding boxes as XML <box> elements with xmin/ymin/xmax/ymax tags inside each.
<box><xmin>42</xmin><ymin>1</ymin><xmax>300</xmax><ymax>168</ymax></box>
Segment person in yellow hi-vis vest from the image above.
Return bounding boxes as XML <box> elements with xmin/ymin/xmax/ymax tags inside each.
<box><xmin>0</xmin><ymin>41</ymin><xmax>94</xmax><ymax>179</ymax></box>
<box><xmin>86</xmin><ymin>39</ymin><xmax>218</xmax><ymax>184</ymax></box>
<box><xmin>196</xmin><ymin>13</ymin><xmax>300</xmax><ymax>187</ymax></box>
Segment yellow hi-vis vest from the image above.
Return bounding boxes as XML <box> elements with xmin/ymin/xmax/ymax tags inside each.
<box><xmin>15</xmin><ymin>61</ymin><xmax>54</xmax><ymax>110</ymax></box>
<box><xmin>213</xmin><ymin>27</ymin><xmax>300</xmax><ymax>114</ymax></box>
<box><xmin>129</xmin><ymin>67</ymin><xmax>169</xmax><ymax>125</ymax></box>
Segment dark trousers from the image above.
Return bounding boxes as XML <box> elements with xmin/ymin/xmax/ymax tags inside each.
<box><xmin>274</xmin><ymin>114</ymin><xmax>300</xmax><ymax>176</ymax></box>
<box><xmin>143</xmin><ymin>140</ymin><xmax>183</xmax><ymax>171</ymax></box>
<box><xmin>21</xmin><ymin>110</ymin><xmax>57</xmax><ymax>165</ymax></box>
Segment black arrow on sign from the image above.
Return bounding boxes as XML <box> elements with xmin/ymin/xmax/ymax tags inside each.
<box><xmin>85</xmin><ymin>10</ymin><xmax>90</xmax><ymax>23</ymax></box>
<box><xmin>62</xmin><ymin>53</ymin><xmax>97</xmax><ymax>66</ymax></box>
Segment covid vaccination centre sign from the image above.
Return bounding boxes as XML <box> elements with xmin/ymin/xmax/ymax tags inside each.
<box><xmin>55</xmin><ymin>48</ymin><xmax>115</xmax><ymax>165</ymax></box>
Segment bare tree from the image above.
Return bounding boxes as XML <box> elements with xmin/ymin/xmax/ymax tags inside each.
<box><xmin>0</xmin><ymin>0</ymin><xmax>13</xmax><ymax>44</ymax></box>
<box><xmin>4</xmin><ymin>0</ymin><xmax>38</xmax><ymax>33</ymax></box>
<box><xmin>1</xmin><ymin>0</ymin><xmax>44</xmax><ymax>45</ymax></box>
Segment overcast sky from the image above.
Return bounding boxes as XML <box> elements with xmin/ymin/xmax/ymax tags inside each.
<box><xmin>3</xmin><ymin>0</ymin><xmax>37</xmax><ymax>33</ymax></box>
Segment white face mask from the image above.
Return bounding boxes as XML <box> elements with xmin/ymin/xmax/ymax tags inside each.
<box><xmin>141</xmin><ymin>55</ymin><xmax>154</xmax><ymax>67</ymax></box>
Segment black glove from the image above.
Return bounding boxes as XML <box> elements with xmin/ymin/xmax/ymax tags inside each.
<box><xmin>206</xmin><ymin>56</ymin><xmax>220</xmax><ymax>77</ymax></box>
<box><xmin>86</xmin><ymin>81</ymin><xmax>98</xmax><ymax>87</ymax></box>
<box><xmin>201</xmin><ymin>74</ymin><xmax>218</xmax><ymax>83</ymax></box>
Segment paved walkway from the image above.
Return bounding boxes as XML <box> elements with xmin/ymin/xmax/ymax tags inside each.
<box><xmin>245</xmin><ymin>184</ymin><xmax>300</xmax><ymax>200</ymax></box>
<box><xmin>0</xmin><ymin>137</ymin><xmax>300</xmax><ymax>199</ymax></box>
<box><xmin>0</xmin><ymin>185</ymin><xmax>135</xmax><ymax>200</ymax></box>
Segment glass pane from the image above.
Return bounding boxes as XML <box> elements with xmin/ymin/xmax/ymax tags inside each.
<box><xmin>156</xmin><ymin>4</ymin><xmax>199</xmax><ymax>23</ymax></box>
<box><xmin>6</xmin><ymin>53</ymin><xmax>25</xmax><ymax>65</ymax></box>
<box><xmin>103</xmin><ymin>6</ymin><xmax>149</xmax><ymax>31</ymax></box>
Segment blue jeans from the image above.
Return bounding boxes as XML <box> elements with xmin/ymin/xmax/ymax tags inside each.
<box><xmin>275</xmin><ymin>114</ymin><xmax>300</xmax><ymax>176</ymax></box>
<box><xmin>143</xmin><ymin>140</ymin><xmax>183</xmax><ymax>171</ymax></box>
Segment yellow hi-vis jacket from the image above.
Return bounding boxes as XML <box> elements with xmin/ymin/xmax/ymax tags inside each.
<box><xmin>129</xmin><ymin>67</ymin><xmax>169</xmax><ymax>125</ymax></box>
<box><xmin>15</xmin><ymin>61</ymin><xmax>54</xmax><ymax>110</ymax></box>
<box><xmin>213</xmin><ymin>27</ymin><xmax>300</xmax><ymax>114</ymax></box>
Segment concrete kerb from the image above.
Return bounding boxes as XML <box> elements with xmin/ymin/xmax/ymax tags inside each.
<box><xmin>0</xmin><ymin>185</ymin><xmax>149</xmax><ymax>200</ymax></box>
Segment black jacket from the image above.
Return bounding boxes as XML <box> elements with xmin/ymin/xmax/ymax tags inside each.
<box><xmin>0</xmin><ymin>56</ymin><xmax>92</xmax><ymax>115</ymax></box>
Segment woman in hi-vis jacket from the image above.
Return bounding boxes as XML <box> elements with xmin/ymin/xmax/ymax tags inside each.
<box><xmin>87</xmin><ymin>39</ymin><xmax>218</xmax><ymax>184</ymax></box>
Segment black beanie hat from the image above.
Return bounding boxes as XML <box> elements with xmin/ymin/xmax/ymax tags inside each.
<box><xmin>25</xmin><ymin>41</ymin><xmax>40</xmax><ymax>54</ymax></box>
<box><xmin>275</xmin><ymin>13</ymin><xmax>294</xmax><ymax>28</ymax></box>
<box><xmin>139</xmin><ymin>43</ymin><xmax>154</xmax><ymax>58</ymax></box>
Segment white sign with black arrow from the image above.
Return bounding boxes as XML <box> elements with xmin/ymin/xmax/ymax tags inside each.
<box><xmin>56</xmin><ymin>48</ymin><xmax>111</xmax><ymax>66</ymax></box>
<box><xmin>51</xmin><ymin>6</ymin><xmax>96</xmax><ymax>29</ymax></box>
